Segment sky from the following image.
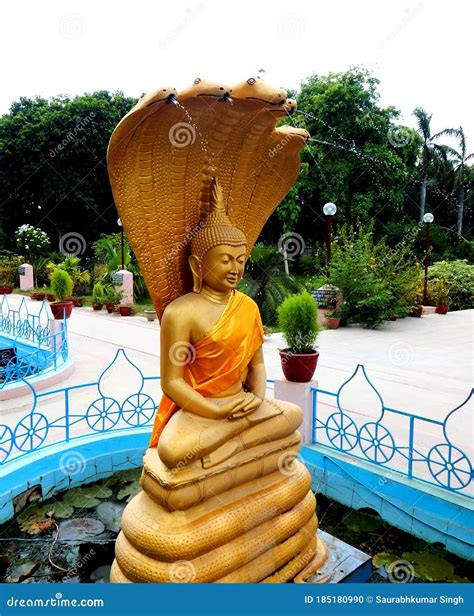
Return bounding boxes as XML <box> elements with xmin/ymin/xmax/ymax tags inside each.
<box><xmin>1</xmin><ymin>0</ymin><xmax>472</xmax><ymax>144</ymax></box>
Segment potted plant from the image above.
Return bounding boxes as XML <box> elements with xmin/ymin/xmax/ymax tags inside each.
<box><xmin>144</xmin><ymin>307</ymin><xmax>157</xmax><ymax>322</ymax></box>
<box><xmin>104</xmin><ymin>285</ymin><xmax>123</xmax><ymax>313</ymax></box>
<box><xmin>119</xmin><ymin>304</ymin><xmax>133</xmax><ymax>317</ymax></box>
<box><xmin>433</xmin><ymin>277</ymin><xmax>450</xmax><ymax>314</ymax></box>
<box><xmin>46</xmin><ymin>289</ymin><xmax>56</xmax><ymax>302</ymax></box>
<box><xmin>325</xmin><ymin>311</ymin><xmax>342</xmax><ymax>329</ymax></box>
<box><xmin>49</xmin><ymin>269</ymin><xmax>74</xmax><ymax>319</ymax></box>
<box><xmin>71</xmin><ymin>297</ymin><xmax>84</xmax><ymax>307</ymax></box>
<box><xmin>30</xmin><ymin>287</ymin><xmax>46</xmax><ymax>301</ymax></box>
<box><xmin>277</xmin><ymin>291</ymin><xmax>320</xmax><ymax>383</ymax></box>
<box><xmin>92</xmin><ymin>283</ymin><xmax>105</xmax><ymax>310</ymax></box>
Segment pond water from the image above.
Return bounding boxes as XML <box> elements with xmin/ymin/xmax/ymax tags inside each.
<box><xmin>0</xmin><ymin>336</ymin><xmax>53</xmax><ymax>386</ymax></box>
<box><xmin>0</xmin><ymin>472</ymin><xmax>471</xmax><ymax>584</ymax></box>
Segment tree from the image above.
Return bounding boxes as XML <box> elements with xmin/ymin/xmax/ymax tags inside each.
<box><xmin>286</xmin><ymin>68</ymin><xmax>420</xmax><ymax>246</ymax></box>
<box><xmin>412</xmin><ymin>107</ymin><xmax>453</xmax><ymax>222</ymax></box>
<box><xmin>438</xmin><ymin>127</ymin><xmax>474</xmax><ymax>237</ymax></box>
<box><xmin>0</xmin><ymin>91</ymin><xmax>137</xmax><ymax>253</ymax></box>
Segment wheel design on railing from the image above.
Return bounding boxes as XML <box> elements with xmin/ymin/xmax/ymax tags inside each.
<box><xmin>325</xmin><ymin>412</ymin><xmax>358</xmax><ymax>451</ymax></box>
<box><xmin>86</xmin><ymin>397</ymin><xmax>120</xmax><ymax>432</ymax></box>
<box><xmin>428</xmin><ymin>444</ymin><xmax>472</xmax><ymax>490</ymax></box>
<box><xmin>0</xmin><ymin>424</ymin><xmax>13</xmax><ymax>462</ymax></box>
<box><xmin>1</xmin><ymin>316</ymin><xmax>12</xmax><ymax>335</ymax></box>
<box><xmin>14</xmin><ymin>413</ymin><xmax>49</xmax><ymax>452</ymax></box>
<box><xmin>359</xmin><ymin>422</ymin><xmax>395</xmax><ymax>463</ymax></box>
<box><xmin>121</xmin><ymin>393</ymin><xmax>155</xmax><ymax>426</ymax></box>
<box><xmin>18</xmin><ymin>320</ymin><xmax>34</xmax><ymax>340</ymax></box>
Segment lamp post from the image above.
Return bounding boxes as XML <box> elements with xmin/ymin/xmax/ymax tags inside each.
<box><xmin>422</xmin><ymin>212</ymin><xmax>434</xmax><ymax>305</ymax></box>
<box><xmin>323</xmin><ymin>202</ymin><xmax>337</xmax><ymax>274</ymax></box>
<box><xmin>117</xmin><ymin>218</ymin><xmax>124</xmax><ymax>271</ymax></box>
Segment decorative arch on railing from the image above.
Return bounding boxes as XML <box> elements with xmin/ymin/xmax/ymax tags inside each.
<box><xmin>0</xmin><ymin>348</ymin><xmax>159</xmax><ymax>466</ymax></box>
<box><xmin>312</xmin><ymin>365</ymin><xmax>473</xmax><ymax>495</ymax></box>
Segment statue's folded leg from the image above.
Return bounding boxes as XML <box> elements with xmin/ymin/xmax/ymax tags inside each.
<box><xmin>157</xmin><ymin>395</ymin><xmax>302</xmax><ymax>470</ymax></box>
<box><xmin>202</xmin><ymin>399</ymin><xmax>303</xmax><ymax>468</ymax></box>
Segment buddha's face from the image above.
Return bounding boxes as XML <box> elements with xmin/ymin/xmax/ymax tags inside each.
<box><xmin>200</xmin><ymin>244</ymin><xmax>247</xmax><ymax>291</ymax></box>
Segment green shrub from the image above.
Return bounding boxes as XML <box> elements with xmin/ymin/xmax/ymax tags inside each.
<box><xmin>92</xmin><ymin>282</ymin><xmax>105</xmax><ymax>304</ymax></box>
<box><xmin>277</xmin><ymin>291</ymin><xmax>319</xmax><ymax>352</ymax></box>
<box><xmin>428</xmin><ymin>260</ymin><xmax>474</xmax><ymax>310</ymax></box>
<box><xmin>50</xmin><ymin>269</ymin><xmax>73</xmax><ymax>302</ymax></box>
<box><xmin>0</xmin><ymin>256</ymin><xmax>20</xmax><ymax>286</ymax></box>
<box><xmin>329</xmin><ymin>223</ymin><xmax>420</xmax><ymax>328</ymax></box>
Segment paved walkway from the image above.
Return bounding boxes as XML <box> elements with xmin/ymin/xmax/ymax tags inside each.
<box><xmin>2</xmin><ymin>295</ymin><xmax>472</xmax><ymax>452</ymax></box>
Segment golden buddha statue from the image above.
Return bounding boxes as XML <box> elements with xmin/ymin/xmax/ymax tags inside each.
<box><xmin>106</xmin><ymin>77</ymin><xmax>328</xmax><ymax>583</ymax></box>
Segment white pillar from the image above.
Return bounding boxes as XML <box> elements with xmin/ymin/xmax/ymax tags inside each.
<box><xmin>19</xmin><ymin>264</ymin><xmax>34</xmax><ymax>291</ymax></box>
<box><xmin>114</xmin><ymin>270</ymin><xmax>133</xmax><ymax>305</ymax></box>
<box><xmin>48</xmin><ymin>318</ymin><xmax>66</xmax><ymax>359</ymax></box>
<box><xmin>274</xmin><ymin>379</ymin><xmax>318</xmax><ymax>445</ymax></box>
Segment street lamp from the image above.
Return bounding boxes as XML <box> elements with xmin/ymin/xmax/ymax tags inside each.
<box><xmin>323</xmin><ymin>202</ymin><xmax>337</xmax><ymax>273</ymax></box>
<box><xmin>422</xmin><ymin>212</ymin><xmax>434</xmax><ymax>305</ymax></box>
<box><xmin>117</xmin><ymin>218</ymin><xmax>124</xmax><ymax>271</ymax></box>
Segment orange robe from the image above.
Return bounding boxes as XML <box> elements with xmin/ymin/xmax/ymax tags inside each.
<box><xmin>149</xmin><ymin>290</ymin><xmax>264</xmax><ymax>448</ymax></box>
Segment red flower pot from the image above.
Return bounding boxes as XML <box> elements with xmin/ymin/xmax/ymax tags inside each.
<box><xmin>0</xmin><ymin>286</ymin><xmax>13</xmax><ymax>294</ymax></box>
<box><xmin>50</xmin><ymin>301</ymin><xmax>73</xmax><ymax>320</ymax></box>
<box><xmin>119</xmin><ymin>306</ymin><xmax>132</xmax><ymax>316</ymax></box>
<box><xmin>326</xmin><ymin>317</ymin><xmax>341</xmax><ymax>329</ymax></box>
<box><xmin>390</xmin><ymin>315</ymin><xmax>398</xmax><ymax>321</ymax></box>
<box><xmin>46</xmin><ymin>294</ymin><xmax>56</xmax><ymax>302</ymax></box>
<box><xmin>279</xmin><ymin>350</ymin><xmax>319</xmax><ymax>383</ymax></box>
<box><xmin>410</xmin><ymin>306</ymin><xmax>423</xmax><ymax>317</ymax></box>
<box><xmin>30</xmin><ymin>291</ymin><xmax>46</xmax><ymax>302</ymax></box>
<box><xmin>105</xmin><ymin>303</ymin><xmax>116</xmax><ymax>314</ymax></box>
<box><xmin>436</xmin><ymin>303</ymin><xmax>449</xmax><ymax>315</ymax></box>
<box><xmin>92</xmin><ymin>302</ymin><xmax>103</xmax><ymax>311</ymax></box>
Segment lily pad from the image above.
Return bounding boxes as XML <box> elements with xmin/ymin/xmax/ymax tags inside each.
<box><xmin>5</xmin><ymin>559</ymin><xmax>38</xmax><ymax>583</ymax></box>
<box><xmin>401</xmin><ymin>551</ymin><xmax>455</xmax><ymax>581</ymax></box>
<box><xmin>17</xmin><ymin>505</ymin><xmax>55</xmax><ymax>535</ymax></box>
<box><xmin>96</xmin><ymin>502</ymin><xmax>125</xmax><ymax>532</ymax></box>
<box><xmin>58</xmin><ymin>518</ymin><xmax>105</xmax><ymax>544</ymax></box>
<box><xmin>117</xmin><ymin>481</ymin><xmax>141</xmax><ymax>502</ymax></box>
<box><xmin>53</xmin><ymin>501</ymin><xmax>75</xmax><ymax>519</ymax></box>
<box><xmin>344</xmin><ymin>510</ymin><xmax>384</xmax><ymax>533</ymax></box>
<box><xmin>117</xmin><ymin>468</ymin><xmax>142</xmax><ymax>484</ymax></box>
<box><xmin>62</xmin><ymin>485</ymin><xmax>112</xmax><ymax>509</ymax></box>
<box><xmin>372</xmin><ymin>552</ymin><xmax>399</xmax><ymax>568</ymax></box>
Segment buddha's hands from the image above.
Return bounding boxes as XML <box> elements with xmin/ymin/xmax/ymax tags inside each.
<box><xmin>227</xmin><ymin>392</ymin><xmax>263</xmax><ymax>420</ymax></box>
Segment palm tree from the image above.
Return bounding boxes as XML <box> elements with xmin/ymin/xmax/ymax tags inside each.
<box><xmin>413</xmin><ymin>107</ymin><xmax>452</xmax><ymax>222</ymax></box>
<box><xmin>437</xmin><ymin>127</ymin><xmax>474</xmax><ymax>237</ymax></box>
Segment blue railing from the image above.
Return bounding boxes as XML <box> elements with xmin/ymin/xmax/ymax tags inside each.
<box><xmin>0</xmin><ymin>349</ymin><xmax>158</xmax><ymax>466</ymax></box>
<box><xmin>0</xmin><ymin>295</ymin><xmax>68</xmax><ymax>389</ymax></box>
<box><xmin>311</xmin><ymin>364</ymin><xmax>473</xmax><ymax>497</ymax></box>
